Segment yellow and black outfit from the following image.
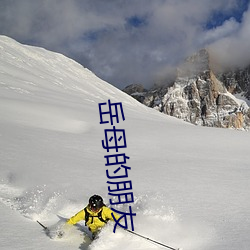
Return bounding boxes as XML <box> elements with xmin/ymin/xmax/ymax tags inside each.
<box><xmin>67</xmin><ymin>205</ymin><xmax>119</xmax><ymax>234</ymax></box>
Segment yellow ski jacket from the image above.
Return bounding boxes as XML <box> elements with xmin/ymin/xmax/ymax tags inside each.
<box><xmin>67</xmin><ymin>206</ymin><xmax>119</xmax><ymax>233</ymax></box>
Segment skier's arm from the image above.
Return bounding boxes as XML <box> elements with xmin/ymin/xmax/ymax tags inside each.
<box><xmin>67</xmin><ymin>209</ymin><xmax>85</xmax><ymax>225</ymax></box>
<box><xmin>103</xmin><ymin>207</ymin><xmax>120</xmax><ymax>221</ymax></box>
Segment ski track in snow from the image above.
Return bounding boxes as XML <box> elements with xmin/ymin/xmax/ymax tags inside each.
<box><xmin>0</xmin><ymin>181</ymin><xmax>62</xmax><ymax>221</ymax></box>
<box><xmin>0</xmin><ymin>179</ymin><xmax>212</xmax><ymax>250</ymax></box>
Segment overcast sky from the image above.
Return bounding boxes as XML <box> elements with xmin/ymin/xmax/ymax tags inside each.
<box><xmin>0</xmin><ymin>0</ymin><xmax>249</xmax><ymax>89</ymax></box>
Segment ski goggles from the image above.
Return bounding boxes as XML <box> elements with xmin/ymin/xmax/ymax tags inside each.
<box><xmin>90</xmin><ymin>204</ymin><xmax>101</xmax><ymax>212</ymax></box>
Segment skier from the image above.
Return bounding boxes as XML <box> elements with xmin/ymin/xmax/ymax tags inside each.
<box><xmin>66</xmin><ymin>194</ymin><xmax>119</xmax><ymax>239</ymax></box>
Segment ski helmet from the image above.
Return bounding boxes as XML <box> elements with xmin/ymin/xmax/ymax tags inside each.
<box><xmin>89</xmin><ymin>195</ymin><xmax>104</xmax><ymax>211</ymax></box>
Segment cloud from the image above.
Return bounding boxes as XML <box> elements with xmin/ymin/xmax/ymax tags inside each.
<box><xmin>0</xmin><ymin>0</ymin><xmax>249</xmax><ymax>88</ymax></box>
<box><xmin>200</xmin><ymin>18</ymin><xmax>240</xmax><ymax>45</ymax></box>
<box><xmin>209</xmin><ymin>4</ymin><xmax>250</xmax><ymax>69</ymax></box>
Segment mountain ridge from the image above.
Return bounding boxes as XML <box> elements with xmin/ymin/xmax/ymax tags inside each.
<box><xmin>123</xmin><ymin>49</ymin><xmax>250</xmax><ymax>130</ymax></box>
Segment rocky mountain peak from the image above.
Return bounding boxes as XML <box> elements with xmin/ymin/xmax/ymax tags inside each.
<box><xmin>177</xmin><ymin>48</ymin><xmax>210</xmax><ymax>78</ymax></box>
<box><xmin>123</xmin><ymin>49</ymin><xmax>250</xmax><ymax>130</ymax></box>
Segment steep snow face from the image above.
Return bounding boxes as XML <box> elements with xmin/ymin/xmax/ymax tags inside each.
<box><xmin>0</xmin><ymin>35</ymin><xmax>143</xmax><ymax>119</ymax></box>
<box><xmin>0</xmin><ymin>36</ymin><xmax>250</xmax><ymax>250</ymax></box>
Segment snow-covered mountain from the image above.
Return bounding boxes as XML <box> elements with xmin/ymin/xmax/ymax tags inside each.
<box><xmin>124</xmin><ymin>49</ymin><xmax>250</xmax><ymax>130</ymax></box>
<box><xmin>1</xmin><ymin>36</ymin><xmax>250</xmax><ymax>250</ymax></box>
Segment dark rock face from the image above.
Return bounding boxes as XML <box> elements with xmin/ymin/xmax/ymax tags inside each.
<box><xmin>123</xmin><ymin>84</ymin><xmax>147</xmax><ymax>103</ymax></box>
<box><xmin>123</xmin><ymin>49</ymin><xmax>250</xmax><ymax>130</ymax></box>
<box><xmin>218</xmin><ymin>66</ymin><xmax>250</xmax><ymax>99</ymax></box>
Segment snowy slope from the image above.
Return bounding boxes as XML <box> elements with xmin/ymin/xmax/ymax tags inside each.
<box><xmin>0</xmin><ymin>36</ymin><xmax>250</xmax><ymax>250</ymax></box>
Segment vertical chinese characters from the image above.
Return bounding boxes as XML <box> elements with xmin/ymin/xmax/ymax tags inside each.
<box><xmin>98</xmin><ymin>100</ymin><xmax>136</xmax><ymax>232</ymax></box>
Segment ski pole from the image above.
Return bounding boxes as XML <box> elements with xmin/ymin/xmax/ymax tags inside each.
<box><xmin>37</xmin><ymin>220</ymin><xmax>48</xmax><ymax>231</ymax></box>
<box><xmin>125</xmin><ymin>229</ymin><xmax>180</xmax><ymax>250</ymax></box>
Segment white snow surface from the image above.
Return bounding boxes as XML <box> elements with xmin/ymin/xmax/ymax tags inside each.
<box><xmin>0</xmin><ymin>36</ymin><xmax>250</xmax><ymax>250</ymax></box>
